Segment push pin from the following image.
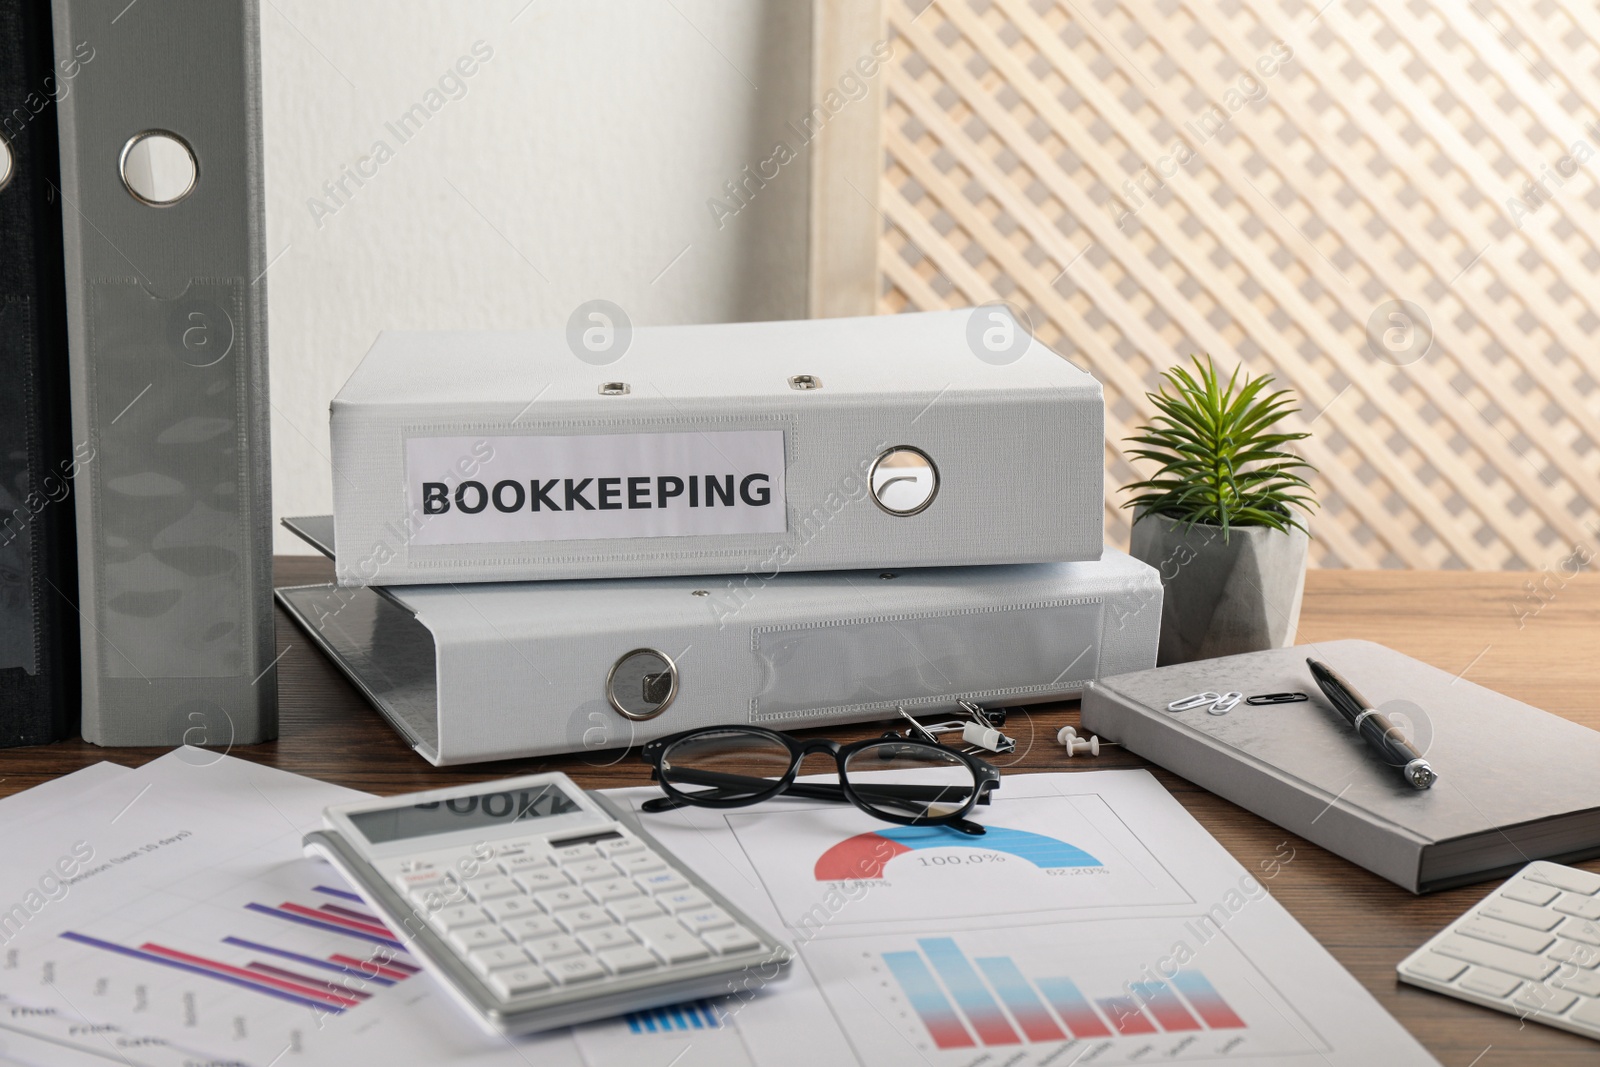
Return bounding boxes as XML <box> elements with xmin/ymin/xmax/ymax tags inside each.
<box><xmin>1054</xmin><ymin>726</ymin><xmax>1101</xmax><ymax>756</ymax></box>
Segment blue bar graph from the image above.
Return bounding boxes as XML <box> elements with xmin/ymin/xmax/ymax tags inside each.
<box><xmin>976</xmin><ymin>957</ymin><xmax>1065</xmax><ymax>1042</ymax></box>
<box><xmin>918</xmin><ymin>938</ymin><xmax>1021</xmax><ymax>1046</ymax></box>
<box><xmin>626</xmin><ymin>999</ymin><xmax>724</xmax><ymax>1033</ymax></box>
<box><xmin>884</xmin><ymin>952</ymin><xmax>976</xmax><ymax>1049</ymax></box>
<box><xmin>881</xmin><ymin>939</ymin><xmax>1252</xmax><ymax>1049</ymax></box>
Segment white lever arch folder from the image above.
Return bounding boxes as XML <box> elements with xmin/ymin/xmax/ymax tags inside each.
<box><xmin>329</xmin><ymin>309</ymin><xmax>1104</xmax><ymax>586</ymax></box>
<box><xmin>277</xmin><ymin>517</ymin><xmax>1161</xmax><ymax>765</ymax></box>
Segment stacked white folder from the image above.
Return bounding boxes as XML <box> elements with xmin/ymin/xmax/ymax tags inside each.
<box><xmin>279</xmin><ymin>310</ymin><xmax>1162</xmax><ymax>763</ymax></box>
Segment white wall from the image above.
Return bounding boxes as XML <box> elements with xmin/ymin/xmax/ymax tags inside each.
<box><xmin>261</xmin><ymin>1</ymin><xmax>812</xmax><ymax>552</ymax></box>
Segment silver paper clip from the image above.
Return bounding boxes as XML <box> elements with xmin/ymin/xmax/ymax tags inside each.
<box><xmin>1166</xmin><ymin>692</ymin><xmax>1221</xmax><ymax>712</ymax></box>
<box><xmin>1208</xmin><ymin>692</ymin><xmax>1243</xmax><ymax>715</ymax></box>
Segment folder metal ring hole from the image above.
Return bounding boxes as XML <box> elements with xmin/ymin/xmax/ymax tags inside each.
<box><xmin>869</xmin><ymin>445</ymin><xmax>940</xmax><ymax>516</ymax></box>
<box><xmin>605</xmin><ymin>648</ymin><xmax>678</xmax><ymax>720</ymax></box>
<box><xmin>0</xmin><ymin>135</ymin><xmax>12</xmax><ymax>193</ymax></box>
<box><xmin>118</xmin><ymin>130</ymin><xmax>198</xmax><ymax>206</ymax></box>
<box><xmin>788</xmin><ymin>374</ymin><xmax>822</xmax><ymax>390</ymax></box>
<box><xmin>597</xmin><ymin>381</ymin><xmax>630</xmax><ymax>396</ymax></box>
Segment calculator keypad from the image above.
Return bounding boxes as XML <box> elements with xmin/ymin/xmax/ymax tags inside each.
<box><xmin>393</xmin><ymin>829</ymin><xmax>764</xmax><ymax>1001</ymax></box>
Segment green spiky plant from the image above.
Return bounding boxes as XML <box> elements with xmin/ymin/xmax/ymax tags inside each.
<box><xmin>1120</xmin><ymin>356</ymin><xmax>1317</xmax><ymax>542</ymax></box>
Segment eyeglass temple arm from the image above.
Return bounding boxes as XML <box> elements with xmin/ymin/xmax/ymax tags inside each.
<box><xmin>658</xmin><ymin>766</ymin><xmax>990</xmax><ymax>801</ymax></box>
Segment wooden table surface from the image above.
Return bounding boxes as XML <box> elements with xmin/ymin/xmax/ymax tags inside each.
<box><xmin>3</xmin><ymin>557</ymin><xmax>1597</xmax><ymax>1065</ymax></box>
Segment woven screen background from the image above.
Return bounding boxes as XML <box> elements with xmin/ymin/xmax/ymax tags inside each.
<box><xmin>878</xmin><ymin>0</ymin><xmax>1600</xmax><ymax>569</ymax></box>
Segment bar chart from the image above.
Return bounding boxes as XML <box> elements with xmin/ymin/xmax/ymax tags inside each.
<box><xmin>806</xmin><ymin>919</ymin><xmax>1328</xmax><ymax>1063</ymax></box>
<box><xmin>61</xmin><ymin>885</ymin><xmax>417</xmax><ymax>1014</ymax></box>
<box><xmin>883</xmin><ymin>937</ymin><xmax>1243</xmax><ymax>1049</ymax></box>
<box><xmin>624</xmin><ymin>998</ymin><xmax>727</xmax><ymax>1033</ymax></box>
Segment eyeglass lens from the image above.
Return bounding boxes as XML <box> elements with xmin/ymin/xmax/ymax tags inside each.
<box><xmin>660</xmin><ymin>730</ymin><xmax>794</xmax><ymax>802</ymax></box>
<box><xmin>843</xmin><ymin>741</ymin><xmax>979</xmax><ymax>821</ymax></box>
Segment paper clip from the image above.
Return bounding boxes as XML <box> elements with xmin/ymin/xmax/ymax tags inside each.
<box><xmin>1245</xmin><ymin>692</ymin><xmax>1308</xmax><ymax>706</ymax></box>
<box><xmin>1165</xmin><ymin>692</ymin><xmax>1221</xmax><ymax>712</ymax></box>
<box><xmin>1208</xmin><ymin>692</ymin><xmax>1243</xmax><ymax>715</ymax></box>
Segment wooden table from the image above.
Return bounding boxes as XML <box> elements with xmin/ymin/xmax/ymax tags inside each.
<box><xmin>3</xmin><ymin>558</ymin><xmax>1597</xmax><ymax>1065</ymax></box>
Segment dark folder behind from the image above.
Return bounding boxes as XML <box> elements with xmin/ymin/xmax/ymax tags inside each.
<box><xmin>0</xmin><ymin>0</ymin><xmax>81</xmax><ymax>746</ymax></box>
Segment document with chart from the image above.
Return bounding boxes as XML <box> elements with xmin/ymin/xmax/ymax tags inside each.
<box><xmin>601</xmin><ymin>768</ymin><xmax>1439</xmax><ymax>1067</ymax></box>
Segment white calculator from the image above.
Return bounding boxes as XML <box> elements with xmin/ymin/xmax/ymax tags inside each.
<box><xmin>303</xmin><ymin>772</ymin><xmax>791</xmax><ymax>1035</ymax></box>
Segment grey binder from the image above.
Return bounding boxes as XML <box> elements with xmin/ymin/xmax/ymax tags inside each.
<box><xmin>52</xmin><ymin>0</ymin><xmax>274</xmax><ymax>743</ymax></box>
<box><xmin>1083</xmin><ymin>641</ymin><xmax>1600</xmax><ymax>893</ymax></box>
<box><xmin>277</xmin><ymin>516</ymin><xmax>1162</xmax><ymax>765</ymax></box>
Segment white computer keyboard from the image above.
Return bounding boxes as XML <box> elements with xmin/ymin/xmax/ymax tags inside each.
<box><xmin>1398</xmin><ymin>860</ymin><xmax>1600</xmax><ymax>1040</ymax></box>
<box><xmin>304</xmin><ymin>772</ymin><xmax>791</xmax><ymax>1035</ymax></box>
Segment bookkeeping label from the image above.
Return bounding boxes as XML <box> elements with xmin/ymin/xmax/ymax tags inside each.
<box><xmin>404</xmin><ymin>430</ymin><xmax>788</xmax><ymax>545</ymax></box>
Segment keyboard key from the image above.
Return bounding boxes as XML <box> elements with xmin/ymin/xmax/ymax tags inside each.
<box><xmin>599</xmin><ymin>835</ymin><xmax>647</xmax><ymax>855</ymax></box>
<box><xmin>1402</xmin><ymin>953</ymin><xmax>1465</xmax><ymax>984</ymax></box>
<box><xmin>679</xmin><ymin>907</ymin><xmax>736</xmax><ymax>934</ymax></box>
<box><xmin>488</xmin><ymin>965</ymin><xmax>551</xmax><ymax>1000</ymax></box>
<box><xmin>586</xmin><ymin>878</ymin><xmax>642</xmax><ymax>903</ymax></box>
<box><xmin>448</xmin><ymin>924</ymin><xmax>510</xmax><ymax>953</ymax></box>
<box><xmin>427</xmin><ymin>904</ymin><xmax>491</xmax><ymax>933</ymax></box>
<box><xmin>1434</xmin><ymin>934</ymin><xmax>1557</xmax><ymax>980</ymax></box>
<box><xmin>1547</xmin><ymin>939</ymin><xmax>1600</xmax><ymax>967</ymax></box>
<box><xmin>1572</xmin><ymin>995</ymin><xmax>1600</xmax><ymax>1029</ymax></box>
<box><xmin>533</xmin><ymin>887</ymin><xmax>589</xmax><ymax>913</ymax></box>
<box><xmin>514</xmin><ymin>869</ymin><xmax>572</xmax><ymax>893</ymax></box>
<box><xmin>1513</xmin><ymin>985</ymin><xmax>1578</xmax><ymax>1016</ymax></box>
<box><xmin>553</xmin><ymin>844</ymin><xmax>601</xmax><ymax>864</ymax></box>
<box><xmin>1503</xmin><ymin>882</ymin><xmax>1560</xmax><ymax>907</ymax></box>
<box><xmin>565</xmin><ymin>859</ymin><xmax>619</xmax><ymax>883</ymax></box>
<box><xmin>1459</xmin><ymin>968</ymin><xmax>1521</xmax><ymax>998</ymax></box>
<box><xmin>1560</xmin><ymin>918</ymin><xmax>1600</xmax><ymax>946</ymax></box>
<box><xmin>656</xmin><ymin>889</ymin><xmax>712</xmax><ymax>913</ymax></box>
<box><xmin>632</xmin><ymin>917</ymin><xmax>711</xmax><ymax>963</ymax></box>
<box><xmin>578</xmin><ymin>927</ymin><xmax>636</xmax><ymax>953</ymax></box>
<box><xmin>1458</xmin><ymin>918</ymin><xmax>1555</xmax><ymax>955</ymax></box>
<box><xmin>463</xmin><ymin>877</ymin><xmax>522</xmax><ymax>902</ymax></box>
<box><xmin>501</xmin><ymin>854</ymin><xmax>555</xmax><ymax>874</ymax></box>
<box><xmin>1555</xmin><ymin>894</ymin><xmax>1600</xmax><ymax>922</ymax></box>
<box><xmin>1552</xmin><ymin>968</ymin><xmax>1600</xmax><ymax>998</ymax></box>
<box><xmin>608</xmin><ymin>897</ymin><xmax>665</xmax><ymax>923</ymax></box>
<box><xmin>555</xmin><ymin>907</ymin><xmax>614</xmax><ymax>933</ymax></box>
<box><xmin>702</xmin><ymin>925</ymin><xmax>760</xmax><ymax>955</ymax></box>
<box><xmin>613</xmin><ymin>852</ymin><xmax>667</xmax><ymax>874</ymax></box>
<box><xmin>466</xmin><ymin>945</ymin><xmax>529</xmax><ymax>976</ymax></box>
<box><xmin>547</xmin><ymin>955</ymin><xmax>607</xmax><ymax>985</ymax></box>
<box><xmin>1481</xmin><ymin>898</ymin><xmax>1564</xmax><ymax>932</ymax></box>
<box><xmin>636</xmin><ymin>871</ymin><xmax>689</xmax><ymax>895</ymax></box>
<box><xmin>1528</xmin><ymin>866</ymin><xmax>1600</xmax><ymax>896</ymax></box>
<box><xmin>410</xmin><ymin>884</ymin><xmax>467</xmax><ymax>913</ymax></box>
<box><xmin>392</xmin><ymin>870</ymin><xmax>451</xmax><ymax>894</ymax></box>
<box><xmin>502</xmin><ymin>915</ymin><xmax>564</xmax><ymax>942</ymax></box>
<box><xmin>599</xmin><ymin>945</ymin><xmax>659</xmax><ymax>974</ymax></box>
<box><xmin>484</xmin><ymin>896</ymin><xmax>540</xmax><ymax>921</ymax></box>
<box><xmin>523</xmin><ymin>935</ymin><xmax>584</xmax><ymax>963</ymax></box>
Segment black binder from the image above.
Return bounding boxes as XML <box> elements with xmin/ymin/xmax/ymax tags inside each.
<box><xmin>0</xmin><ymin>0</ymin><xmax>82</xmax><ymax>745</ymax></box>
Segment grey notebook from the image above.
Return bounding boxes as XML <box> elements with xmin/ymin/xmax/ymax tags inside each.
<box><xmin>1082</xmin><ymin>640</ymin><xmax>1600</xmax><ymax>893</ymax></box>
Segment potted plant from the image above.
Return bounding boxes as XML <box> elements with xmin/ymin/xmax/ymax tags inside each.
<box><xmin>1121</xmin><ymin>356</ymin><xmax>1317</xmax><ymax>665</ymax></box>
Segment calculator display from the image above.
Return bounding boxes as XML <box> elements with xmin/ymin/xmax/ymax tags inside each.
<box><xmin>349</xmin><ymin>784</ymin><xmax>582</xmax><ymax>844</ymax></box>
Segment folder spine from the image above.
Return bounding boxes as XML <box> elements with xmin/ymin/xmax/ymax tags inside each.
<box><xmin>52</xmin><ymin>0</ymin><xmax>275</xmax><ymax>744</ymax></box>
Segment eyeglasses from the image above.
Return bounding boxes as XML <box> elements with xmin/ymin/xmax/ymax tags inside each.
<box><xmin>638</xmin><ymin>726</ymin><xmax>1000</xmax><ymax>836</ymax></box>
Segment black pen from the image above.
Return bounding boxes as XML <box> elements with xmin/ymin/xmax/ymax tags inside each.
<box><xmin>1307</xmin><ymin>658</ymin><xmax>1437</xmax><ymax>790</ymax></box>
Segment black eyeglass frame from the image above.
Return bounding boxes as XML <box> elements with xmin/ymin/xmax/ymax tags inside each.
<box><xmin>638</xmin><ymin>726</ymin><xmax>1001</xmax><ymax>831</ymax></box>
